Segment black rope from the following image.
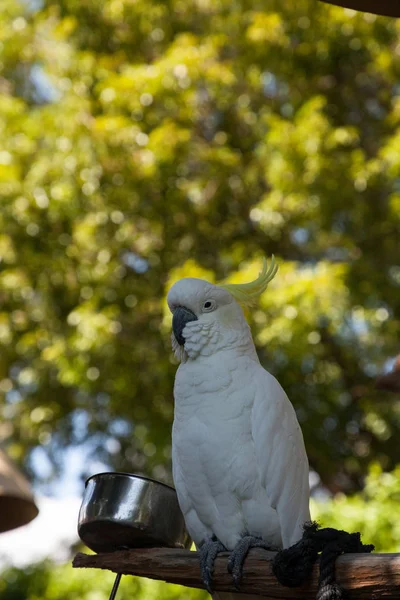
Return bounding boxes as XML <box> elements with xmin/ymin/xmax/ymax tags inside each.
<box><xmin>272</xmin><ymin>522</ymin><xmax>374</xmax><ymax>600</ymax></box>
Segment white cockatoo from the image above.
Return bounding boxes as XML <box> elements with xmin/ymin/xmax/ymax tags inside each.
<box><xmin>167</xmin><ymin>257</ymin><xmax>310</xmax><ymax>596</ymax></box>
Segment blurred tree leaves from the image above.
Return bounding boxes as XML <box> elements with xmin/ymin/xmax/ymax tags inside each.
<box><xmin>0</xmin><ymin>558</ymin><xmax>208</xmax><ymax>600</ymax></box>
<box><xmin>313</xmin><ymin>463</ymin><xmax>400</xmax><ymax>552</ymax></box>
<box><xmin>0</xmin><ymin>0</ymin><xmax>399</xmax><ymax>492</ymax></box>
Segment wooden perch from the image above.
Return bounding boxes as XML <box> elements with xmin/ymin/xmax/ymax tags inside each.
<box><xmin>73</xmin><ymin>547</ymin><xmax>400</xmax><ymax>598</ymax></box>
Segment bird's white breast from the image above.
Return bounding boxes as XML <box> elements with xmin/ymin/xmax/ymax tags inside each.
<box><xmin>172</xmin><ymin>353</ymin><xmax>281</xmax><ymax>550</ymax></box>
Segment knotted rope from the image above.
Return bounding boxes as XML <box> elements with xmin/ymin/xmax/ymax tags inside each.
<box><xmin>272</xmin><ymin>522</ymin><xmax>374</xmax><ymax>600</ymax></box>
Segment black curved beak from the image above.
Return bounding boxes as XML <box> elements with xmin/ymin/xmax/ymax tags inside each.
<box><xmin>172</xmin><ymin>306</ymin><xmax>198</xmax><ymax>346</ymax></box>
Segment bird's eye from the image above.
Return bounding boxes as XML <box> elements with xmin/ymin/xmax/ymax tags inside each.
<box><xmin>203</xmin><ymin>300</ymin><xmax>216</xmax><ymax>312</ymax></box>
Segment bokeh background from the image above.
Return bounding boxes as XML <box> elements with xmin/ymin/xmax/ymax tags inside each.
<box><xmin>0</xmin><ymin>0</ymin><xmax>400</xmax><ymax>597</ymax></box>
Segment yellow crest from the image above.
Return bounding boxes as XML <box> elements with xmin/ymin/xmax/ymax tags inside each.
<box><xmin>218</xmin><ymin>256</ymin><xmax>278</xmax><ymax>307</ymax></box>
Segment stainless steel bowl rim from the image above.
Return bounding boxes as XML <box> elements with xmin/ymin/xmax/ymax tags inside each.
<box><xmin>79</xmin><ymin>471</ymin><xmax>191</xmax><ymax>552</ymax></box>
<box><xmin>84</xmin><ymin>472</ymin><xmax>176</xmax><ymax>492</ymax></box>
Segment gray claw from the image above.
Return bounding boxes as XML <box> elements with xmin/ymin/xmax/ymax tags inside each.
<box><xmin>228</xmin><ymin>536</ymin><xmax>277</xmax><ymax>589</ymax></box>
<box><xmin>198</xmin><ymin>538</ymin><xmax>226</xmax><ymax>593</ymax></box>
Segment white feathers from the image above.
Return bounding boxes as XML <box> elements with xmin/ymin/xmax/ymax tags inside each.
<box><xmin>168</xmin><ymin>272</ymin><xmax>310</xmax><ymax>564</ymax></box>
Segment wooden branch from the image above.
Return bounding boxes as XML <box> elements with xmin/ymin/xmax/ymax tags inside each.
<box><xmin>319</xmin><ymin>0</ymin><xmax>400</xmax><ymax>18</ymax></box>
<box><xmin>73</xmin><ymin>548</ymin><xmax>400</xmax><ymax>598</ymax></box>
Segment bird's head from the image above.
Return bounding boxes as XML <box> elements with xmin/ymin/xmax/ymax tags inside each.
<box><xmin>167</xmin><ymin>256</ymin><xmax>278</xmax><ymax>362</ymax></box>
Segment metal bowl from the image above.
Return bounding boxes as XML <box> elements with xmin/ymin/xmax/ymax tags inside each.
<box><xmin>78</xmin><ymin>472</ymin><xmax>191</xmax><ymax>553</ymax></box>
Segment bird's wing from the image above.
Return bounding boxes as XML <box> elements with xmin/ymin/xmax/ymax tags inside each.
<box><xmin>251</xmin><ymin>367</ymin><xmax>310</xmax><ymax>548</ymax></box>
<box><xmin>172</xmin><ymin>422</ymin><xmax>216</xmax><ymax>546</ymax></box>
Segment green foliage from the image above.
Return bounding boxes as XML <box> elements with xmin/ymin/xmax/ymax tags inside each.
<box><xmin>0</xmin><ymin>0</ymin><xmax>399</xmax><ymax>493</ymax></box>
<box><xmin>312</xmin><ymin>464</ymin><xmax>400</xmax><ymax>552</ymax></box>
<box><xmin>0</xmin><ymin>560</ymin><xmax>208</xmax><ymax>600</ymax></box>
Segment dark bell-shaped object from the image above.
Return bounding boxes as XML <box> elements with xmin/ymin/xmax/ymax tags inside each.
<box><xmin>0</xmin><ymin>449</ymin><xmax>38</xmax><ymax>533</ymax></box>
<box><xmin>319</xmin><ymin>0</ymin><xmax>400</xmax><ymax>17</ymax></box>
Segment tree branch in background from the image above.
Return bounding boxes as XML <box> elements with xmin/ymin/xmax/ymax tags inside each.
<box><xmin>376</xmin><ymin>357</ymin><xmax>400</xmax><ymax>393</ymax></box>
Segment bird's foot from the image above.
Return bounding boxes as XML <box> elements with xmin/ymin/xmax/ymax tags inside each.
<box><xmin>228</xmin><ymin>536</ymin><xmax>279</xmax><ymax>589</ymax></box>
<box><xmin>198</xmin><ymin>537</ymin><xmax>227</xmax><ymax>594</ymax></box>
